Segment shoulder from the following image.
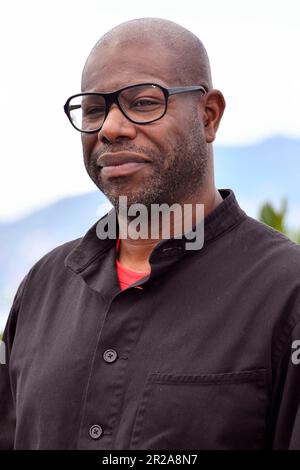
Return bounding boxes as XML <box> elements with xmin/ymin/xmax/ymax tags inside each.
<box><xmin>14</xmin><ymin>237</ymin><xmax>83</xmax><ymax>301</ymax></box>
<box><xmin>241</xmin><ymin>216</ymin><xmax>300</xmax><ymax>290</ymax></box>
<box><xmin>2</xmin><ymin>236</ymin><xmax>83</xmax><ymax>348</ymax></box>
<box><xmin>29</xmin><ymin>237</ymin><xmax>82</xmax><ymax>275</ymax></box>
<box><xmin>237</xmin><ymin>214</ymin><xmax>300</xmax><ymax>260</ymax></box>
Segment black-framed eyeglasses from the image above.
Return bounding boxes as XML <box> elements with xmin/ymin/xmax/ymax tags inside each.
<box><xmin>63</xmin><ymin>83</ymin><xmax>207</xmax><ymax>134</ymax></box>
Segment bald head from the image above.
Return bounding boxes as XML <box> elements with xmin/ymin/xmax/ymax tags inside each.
<box><xmin>82</xmin><ymin>18</ymin><xmax>213</xmax><ymax>91</ymax></box>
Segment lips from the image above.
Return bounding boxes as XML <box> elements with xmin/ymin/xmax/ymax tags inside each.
<box><xmin>97</xmin><ymin>152</ymin><xmax>151</xmax><ymax>178</ymax></box>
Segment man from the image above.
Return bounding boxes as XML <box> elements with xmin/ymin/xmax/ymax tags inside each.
<box><xmin>1</xmin><ymin>17</ymin><xmax>300</xmax><ymax>450</ymax></box>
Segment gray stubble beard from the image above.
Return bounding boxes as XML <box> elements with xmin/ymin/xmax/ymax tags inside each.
<box><xmin>87</xmin><ymin>112</ymin><xmax>209</xmax><ymax>212</ymax></box>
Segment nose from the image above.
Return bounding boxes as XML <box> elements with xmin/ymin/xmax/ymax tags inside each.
<box><xmin>98</xmin><ymin>103</ymin><xmax>137</xmax><ymax>143</ymax></box>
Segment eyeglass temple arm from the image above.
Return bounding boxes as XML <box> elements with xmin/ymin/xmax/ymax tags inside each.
<box><xmin>168</xmin><ymin>86</ymin><xmax>207</xmax><ymax>96</ymax></box>
<box><xmin>68</xmin><ymin>104</ymin><xmax>82</xmax><ymax>111</ymax></box>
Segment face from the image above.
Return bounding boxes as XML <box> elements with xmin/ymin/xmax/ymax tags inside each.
<box><xmin>81</xmin><ymin>42</ymin><xmax>209</xmax><ymax>210</ymax></box>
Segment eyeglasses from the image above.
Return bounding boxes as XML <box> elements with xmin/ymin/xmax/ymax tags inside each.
<box><xmin>63</xmin><ymin>82</ymin><xmax>207</xmax><ymax>133</ymax></box>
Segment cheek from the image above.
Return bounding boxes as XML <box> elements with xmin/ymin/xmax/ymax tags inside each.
<box><xmin>143</xmin><ymin>120</ymin><xmax>182</xmax><ymax>154</ymax></box>
<box><xmin>81</xmin><ymin>134</ymin><xmax>97</xmax><ymax>164</ymax></box>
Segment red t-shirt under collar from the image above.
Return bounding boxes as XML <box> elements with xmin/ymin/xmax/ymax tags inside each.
<box><xmin>116</xmin><ymin>238</ymin><xmax>150</xmax><ymax>291</ymax></box>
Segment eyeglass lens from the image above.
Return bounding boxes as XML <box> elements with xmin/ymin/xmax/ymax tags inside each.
<box><xmin>68</xmin><ymin>84</ymin><xmax>166</xmax><ymax>132</ymax></box>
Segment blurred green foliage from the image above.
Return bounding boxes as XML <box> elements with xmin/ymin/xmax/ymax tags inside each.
<box><xmin>258</xmin><ymin>198</ymin><xmax>300</xmax><ymax>244</ymax></box>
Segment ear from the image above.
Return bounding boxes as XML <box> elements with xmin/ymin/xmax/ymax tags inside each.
<box><xmin>202</xmin><ymin>90</ymin><xmax>226</xmax><ymax>143</ymax></box>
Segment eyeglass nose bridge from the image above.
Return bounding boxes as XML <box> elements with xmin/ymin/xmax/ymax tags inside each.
<box><xmin>100</xmin><ymin>90</ymin><xmax>129</xmax><ymax>129</ymax></box>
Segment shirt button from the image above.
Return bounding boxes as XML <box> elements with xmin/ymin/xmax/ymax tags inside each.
<box><xmin>103</xmin><ymin>349</ymin><xmax>118</xmax><ymax>363</ymax></box>
<box><xmin>89</xmin><ymin>424</ymin><xmax>103</xmax><ymax>440</ymax></box>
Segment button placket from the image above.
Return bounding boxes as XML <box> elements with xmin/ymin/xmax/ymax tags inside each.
<box><xmin>77</xmin><ymin>293</ymin><xmax>143</xmax><ymax>448</ymax></box>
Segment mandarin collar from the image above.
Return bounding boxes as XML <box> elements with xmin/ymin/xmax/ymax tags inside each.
<box><xmin>65</xmin><ymin>189</ymin><xmax>247</xmax><ymax>274</ymax></box>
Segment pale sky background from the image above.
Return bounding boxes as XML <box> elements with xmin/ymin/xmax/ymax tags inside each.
<box><xmin>1</xmin><ymin>0</ymin><xmax>299</xmax><ymax>221</ymax></box>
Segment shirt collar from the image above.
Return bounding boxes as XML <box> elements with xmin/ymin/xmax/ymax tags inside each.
<box><xmin>64</xmin><ymin>188</ymin><xmax>247</xmax><ymax>275</ymax></box>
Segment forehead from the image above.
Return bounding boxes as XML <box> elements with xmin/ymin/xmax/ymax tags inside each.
<box><xmin>81</xmin><ymin>42</ymin><xmax>177</xmax><ymax>92</ymax></box>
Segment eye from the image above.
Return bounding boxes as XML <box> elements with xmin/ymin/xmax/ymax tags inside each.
<box><xmin>84</xmin><ymin>106</ymin><xmax>105</xmax><ymax>116</ymax></box>
<box><xmin>130</xmin><ymin>98</ymin><xmax>163</xmax><ymax>112</ymax></box>
<box><xmin>133</xmin><ymin>99</ymin><xmax>159</xmax><ymax>107</ymax></box>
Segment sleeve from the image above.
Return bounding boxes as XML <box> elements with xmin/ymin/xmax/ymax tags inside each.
<box><xmin>271</xmin><ymin>320</ymin><xmax>300</xmax><ymax>449</ymax></box>
<box><xmin>0</xmin><ymin>274</ymin><xmax>29</xmax><ymax>450</ymax></box>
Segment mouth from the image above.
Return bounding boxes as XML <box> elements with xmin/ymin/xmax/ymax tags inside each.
<box><xmin>97</xmin><ymin>152</ymin><xmax>152</xmax><ymax>178</ymax></box>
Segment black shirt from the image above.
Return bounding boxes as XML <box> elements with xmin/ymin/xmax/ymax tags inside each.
<box><xmin>1</xmin><ymin>189</ymin><xmax>300</xmax><ymax>449</ymax></box>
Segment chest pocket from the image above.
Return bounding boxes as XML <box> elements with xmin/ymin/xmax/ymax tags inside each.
<box><xmin>129</xmin><ymin>369</ymin><xmax>267</xmax><ymax>450</ymax></box>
